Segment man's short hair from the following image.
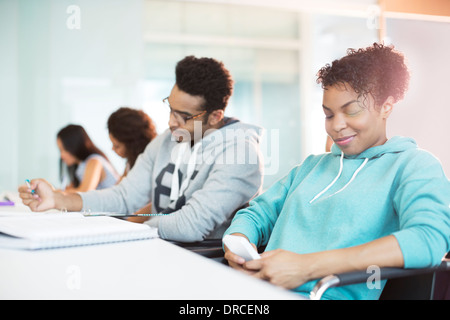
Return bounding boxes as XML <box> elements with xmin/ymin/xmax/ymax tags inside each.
<box><xmin>175</xmin><ymin>56</ymin><xmax>234</xmax><ymax>113</ymax></box>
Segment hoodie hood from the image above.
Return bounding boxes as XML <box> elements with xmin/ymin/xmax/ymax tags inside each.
<box><xmin>200</xmin><ymin>117</ymin><xmax>264</xmax><ymax>148</ymax></box>
<box><xmin>331</xmin><ymin>136</ymin><xmax>418</xmax><ymax>160</ymax></box>
<box><xmin>310</xmin><ymin>136</ymin><xmax>418</xmax><ymax>203</ymax></box>
<box><xmin>170</xmin><ymin>118</ymin><xmax>264</xmax><ymax>201</ymax></box>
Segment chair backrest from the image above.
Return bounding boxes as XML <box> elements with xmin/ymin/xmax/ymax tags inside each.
<box><xmin>380</xmin><ymin>273</ymin><xmax>435</xmax><ymax>300</ymax></box>
<box><xmin>311</xmin><ymin>259</ymin><xmax>450</xmax><ymax>300</ymax></box>
<box><xmin>380</xmin><ymin>252</ymin><xmax>450</xmax><ymax>300</ymax></box>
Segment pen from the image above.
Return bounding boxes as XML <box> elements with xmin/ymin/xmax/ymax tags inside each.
<box><xmin>25</xmin><ymin>179</ymin><xmax>35</xmax><ymax>194</ymax></box>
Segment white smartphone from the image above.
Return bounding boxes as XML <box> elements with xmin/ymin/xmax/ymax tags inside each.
<box><xmin>223</xmin><ymin>234</ymin><xmax>261</xmax><ymax>261</ymax></box>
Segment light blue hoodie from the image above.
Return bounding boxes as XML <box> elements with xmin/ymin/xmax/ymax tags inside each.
<box><xmin>224</xmin><ymin>136</ymin><xmax>450</xmax><ymax>300</ymax></box>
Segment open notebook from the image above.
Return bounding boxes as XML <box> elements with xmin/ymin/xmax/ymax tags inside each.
<box><xmin>0</xmin><ymin>212</ymin><xmax>158</xmax><ymax>250</ymax></box>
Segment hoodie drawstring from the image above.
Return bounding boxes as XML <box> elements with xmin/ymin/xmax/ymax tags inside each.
<box><xmin>309</xmin><ymin>151</ymin><xmax>344</xmax><ymax>203</ymax></box>
<box><xmin>309</xmin><ymin>151</ymin><xmax>369</xmax><ymax>204</ymax></box>
<box><xmin>170</xmin><ymin>142</ymin><xmax>201</xmax><ymax>201</ymax></box>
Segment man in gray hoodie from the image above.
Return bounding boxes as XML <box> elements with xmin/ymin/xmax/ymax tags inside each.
<box><xmin>19</xmin><ymin>56</ymin><xmax>264</xmax><ymax>242</ymax></box>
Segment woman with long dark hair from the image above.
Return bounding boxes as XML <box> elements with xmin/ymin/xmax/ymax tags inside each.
<box><xmin>57</xmin><ymin>124</ymin><xmax>119</xmax><ymax>192</ymax></box>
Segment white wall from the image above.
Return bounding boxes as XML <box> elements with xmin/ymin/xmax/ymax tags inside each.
<box><xmin>0</xmin><ymin>0</ymin><xmax>144</xmax><ymax>191</ymax></box>
<box><xmin>1</xmin><ymin>0</ymin><xmax>448</xmax><ymax>193</ymax></box>
<box><xmin>0</xmin><ymin>0</ymin><xmax>19</xmax><ymax>191</ymax></box>
<box><xmin>385</xmin><ymin>18</ymin><xmax>450</xmax><ymax>177</ymax></box>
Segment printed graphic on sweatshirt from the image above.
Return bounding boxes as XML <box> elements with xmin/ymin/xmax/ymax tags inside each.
<box><xmin>153</xmin><ymin>163</ymin><xmax>198</xmax><ymax>213</ymax></box>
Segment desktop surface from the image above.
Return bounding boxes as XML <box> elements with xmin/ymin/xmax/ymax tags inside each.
<box><xmin>0</xmin><ymin>192</ymin><xmax>302</xmax><ymax>300</ymax></box>
<box><xmin>0</xmin><ymin>237</ymin><xmax>302</xmax><ymax>300</ymax></box>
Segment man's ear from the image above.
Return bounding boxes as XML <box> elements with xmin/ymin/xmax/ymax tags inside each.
<box><xmin>207</xmin><ymin>109</ymin><xmax>224</xmax><ymax>126</ymax></box>
<box><xmin>381</xmin><ymin>96</ymin><xmax>395</xmax><ymax>119</ymax></box>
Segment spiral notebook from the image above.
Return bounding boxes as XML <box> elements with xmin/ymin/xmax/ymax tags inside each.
<box><xmin>0</xmin><ymin>212</ymin><xmax>158</xmax><ymax>250</ymax></box>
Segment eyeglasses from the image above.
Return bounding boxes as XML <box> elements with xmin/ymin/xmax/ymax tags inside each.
<box><xmin>162</xmin><ymin>97</ymin><xmax>207</xmax><ymax>124</ymax></box>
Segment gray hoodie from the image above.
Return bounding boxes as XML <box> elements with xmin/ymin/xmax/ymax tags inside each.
<box><xmin>80</xmin><ymin>118</ymin><xmax>264</xmax><ymax>242</ymax></box>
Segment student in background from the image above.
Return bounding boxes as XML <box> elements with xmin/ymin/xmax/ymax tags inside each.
<box><xmin>107</xmin><ymin>107</ymin><xmax>158</xmax><ymax>181</ymax></box>
<box><xmin>107</xmin><ymin>107</ymin><xmax>157</xmax><ymax>217</ymax></box>
<box><xmin>223</xmin><ymin>43</ymin><xmax>450</xmax><ymax>300</ymax></box>
<box><xmin>19</xmin><ymin>56</ymin><xmax>264</xmax><ymax>242</ymax></box>
<box><xmin>57</xmin><ymin>124</ymin><xmax>120</xmax><ymax>192</ymax></box>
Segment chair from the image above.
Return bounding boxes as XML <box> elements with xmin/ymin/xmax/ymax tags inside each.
<box><xmin>310</xmin><ymin>255</ymin><xmax>450</xmax><ymax>300</ymax></box>
<box><xmin>171</xmin><ymin>239</ymin><xmax>225</xmax><ymax>260</ymax></box>
<box><xmin>170</xmin><ymin>204</ymin><xmax>251</xmax><ymax>262</ymax></box>
<box><xmin>171</xmin><ymin>240</ymin><xmax>266</xmax><ymax>265</ymax></box>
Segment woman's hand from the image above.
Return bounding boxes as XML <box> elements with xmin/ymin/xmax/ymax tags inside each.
<box><xmin>243</xmin><ymin>235</ymin><xmax>404</xmax><ymax>290</ymax></box>
<box><xmin>245</xmin><ymin>249</ymin><xmax>310</xmax><ymax>290</ymax></box>
<box><xmin>223</xmin><ymin>233</ymin><xmax>259</xmax><ymax>275</ymax></box>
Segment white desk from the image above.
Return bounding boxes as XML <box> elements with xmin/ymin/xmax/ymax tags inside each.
<box><xmin>0</xmin><ymin>192</ymin><xmax>302</xmax><ymax>300</ymax></box>
<box><xmin>0</xmin><ymin>238</ymin><xmax>302</xmax><ymax>300</ymax></box>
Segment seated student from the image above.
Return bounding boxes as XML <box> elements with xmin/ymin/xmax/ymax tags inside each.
<box><xmin>107</xmin><ymin>107</ymin><xmax>157</xmax><ymax>181</ymax></box>
<box><xmin>57</xmin><ymin>124</ymin><xmax>120</xmax><ymax>192</ymax></box>
<box><xmin>223</xmin><ymin>43</ymin><xmax>450</xmax><ymax>300</ymax></box>
<box><xmin>19</xmin><ymin>56</ymin><xmax>264</xmax><ymax>242</ymax></box>
<box><xmin>107</xmin><ymin>107</ymin><xmax>157</xmax><ymax>217</ymax></box>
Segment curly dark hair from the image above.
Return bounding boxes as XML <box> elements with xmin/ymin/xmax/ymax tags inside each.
<box><xmin>175</xmin><ymin>56</ymin><xmax>234</xmax><ymax>113</ymax></box>
<box><xmin>316</xmin><ymin>43</ymin><xmax>410</xmax><ymax>106</ymax></box>
<box><xmin>107</xmin><ymin>107</ymin><xmax>157</xmax><ymax>169</ymax></box>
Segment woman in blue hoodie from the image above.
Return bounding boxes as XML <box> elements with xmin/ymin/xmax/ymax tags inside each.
<box><xmin>223</xmin><ymin>43</ymin><xmax>450</xmax><ymax>300</ymax></box>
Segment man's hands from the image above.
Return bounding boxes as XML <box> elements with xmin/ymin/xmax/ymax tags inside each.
<box><xmin>18</xmin><ymin>179</ymin><xmax>56</xmax><ymax>211</ymax></box>
<box><xmin>18</xmin><ymin>178</ymin><xmax>83</xmax><ymax>212</ymax></box>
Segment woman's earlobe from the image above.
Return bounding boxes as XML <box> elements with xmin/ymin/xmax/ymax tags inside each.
<box><xmin>382</xmin><ymin>96</ymin><xmax>395</xmax><ymax>119</ymax></box>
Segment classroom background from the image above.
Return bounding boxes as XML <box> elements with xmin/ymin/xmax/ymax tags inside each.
<box><xmin>1</xmin><ymin>0</ymin><xmax>449</xmax><ymax>192</ymax></box>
